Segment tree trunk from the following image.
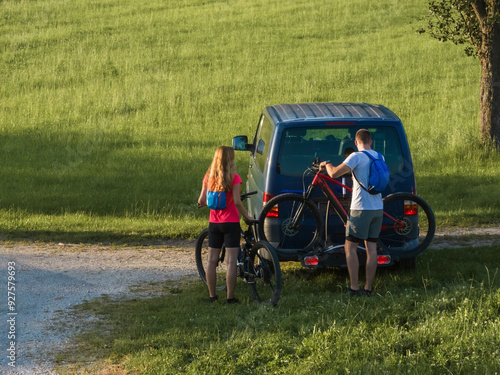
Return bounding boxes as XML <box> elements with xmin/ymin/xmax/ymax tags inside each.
<box><xmin>478</xmin><ymin>14</ymin><xmax>500</xmax><ymax>146</ymax></box>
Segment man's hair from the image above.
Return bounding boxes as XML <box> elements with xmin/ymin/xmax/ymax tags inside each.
<box><xmin>355</xmin><ymin>129</ymin><xmax>372</xmax><ymax>144</ymax></box>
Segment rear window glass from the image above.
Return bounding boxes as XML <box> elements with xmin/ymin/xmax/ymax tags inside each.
<box><xmin>277</xmin><ymin>126</ymin><xmax>404</xmax><ymax>177</ymax></box>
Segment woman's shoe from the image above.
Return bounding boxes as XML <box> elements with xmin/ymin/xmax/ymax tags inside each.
<box><xmin>347</xmin><ymin>287</ymin><xmax>361</xmax><ymax>296</ymax></box>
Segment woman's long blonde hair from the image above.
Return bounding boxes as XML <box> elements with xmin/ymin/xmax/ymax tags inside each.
<box><xmin>205</xmin><ymin>146</ymin><xmax>235</xmax><ymax>192</ymax></box>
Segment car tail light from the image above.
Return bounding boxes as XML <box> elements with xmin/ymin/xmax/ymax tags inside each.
<box><xmin>263</xmin><ymin>193</ymin><xmax>278</xmax><ymax>217</ymax></box>
<box><xmin>377</xmin><ymin>255</ymin><xmax>392</xmax><ymax>265</ymax></box>
<box><xmin>303</xmin><ymin>255</ymin><xmax>319</xmax><ymax>267</ymax></box>
<box><xmin>404</xmin><ymin>200</ymin><xmax>418</xmax><ymax>216</ymax></box>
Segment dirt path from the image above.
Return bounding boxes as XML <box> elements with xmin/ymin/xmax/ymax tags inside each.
<box><xmin>0</xmin><ymin>228</ymin><xmax>499</xmax><ymax>374</ymax></box>
<box><xmin>431</xmin><ymin>227</ymin><xmax>500</xmax><ymax>248</ymax></box>
<box><xmin>0</xmin><ymin>241</ymin><xmax>197</xmax><ymax>375</ymax></box>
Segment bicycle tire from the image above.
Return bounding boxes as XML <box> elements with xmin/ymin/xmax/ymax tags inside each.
<box><xmin>258</xmin><ymin>193</ymin><xmax>324</xmax><ymax>254</ymax></box>
<box><xmin>248</xmin><ymin>241</ymin><xmax>282</xmax><ymax>306</ymax></box>
<box><xmin>194</xmin><ymin>228</ymin><xmax>227</xmax><ymax>290</ymax></box>
<box><xmin>378</xmin><ymin>193</ymin><xmax>436</xmax><ymax>259</ymax></box>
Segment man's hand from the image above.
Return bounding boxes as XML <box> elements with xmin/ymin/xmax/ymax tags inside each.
<box><xmin>319</xmin><ymin>161</ymin><xmax>330</xmax><ymax>171</ymax></box>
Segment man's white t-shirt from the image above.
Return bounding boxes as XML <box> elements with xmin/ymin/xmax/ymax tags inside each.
<box><xmin>344</xmin><ymin>150</ymin><xmax>384</xmax><ymax>211</ymax></box>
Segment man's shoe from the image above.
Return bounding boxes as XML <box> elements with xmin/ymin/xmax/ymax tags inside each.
<box><xmin>362</xmin><ymin>289</ymin><xmax>372</xmax><ymax>297</ymax></box>
<box><xmin>227</xmin><ymin>297</ymin><xmax>240</xmax><ymax>304</ymax></box>
<box><xmin>209</xmin><ymin>296</ymin><xmax>218</xmax><ymax>303</ymax></box>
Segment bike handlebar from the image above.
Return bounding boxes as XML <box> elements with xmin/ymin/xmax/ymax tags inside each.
<box><xmin>309</xmin><ymin>157</ymin><xmax>329</xmax><ymax>173</ymax></box>
<box><xmin>241</xmin><ymin>191</ymin><xmax>257</xmax><ymax>200</ymax></box>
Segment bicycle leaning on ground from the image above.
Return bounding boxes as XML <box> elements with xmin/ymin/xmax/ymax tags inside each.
<box><xmin>195</xmin><ymin>192</ymin><xmax>282</xmax><ymax>305</ymax></box>
<box><xmin>257</xmin><ymin>158</ymin><xmax>436</xmax><ymax>265</ymax></box>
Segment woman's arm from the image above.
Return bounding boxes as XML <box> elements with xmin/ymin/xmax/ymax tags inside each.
<box><xmin>232</xmin><ymin>183</ymin><xmax>253</xmax><ymax>224</ymax></box>
<box><xmin>198</xmin><ymin>184</ymin><xmax>207</xmax><ymax>207</ymax></box>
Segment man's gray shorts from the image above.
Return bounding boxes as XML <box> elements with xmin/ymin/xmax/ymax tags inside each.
<box><xmin>346</xmin><ymin>209</ymin><xmax>383</xmax><ymax>242</ymax></box>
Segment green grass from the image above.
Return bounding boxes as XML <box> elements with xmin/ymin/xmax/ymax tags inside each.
<box><xmin>58</xmin><ymin>245</ymin><xmax>500</xmax><ymax>374</ymax></box>
<box><xmin>1</xmin><ymin>0</ymin><xmax>499</xmax><ymax>242</ymax></box>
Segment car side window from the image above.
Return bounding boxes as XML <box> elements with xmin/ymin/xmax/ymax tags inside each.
<box><xmin>256</xmin><ymin>140</ymin><xmax>265</xmax><ymax>155</ymax></box>
<box><xmin>255</xmin><ymin>115</ymin><xmax>273</xmax><ymax>172</ymax></box>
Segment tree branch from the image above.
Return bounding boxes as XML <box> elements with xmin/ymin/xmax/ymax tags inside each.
<box><xmin>459</xmin><ymin>2</ymin><xmax>483</xmax><ymax>53</ymax></box>
<box><xmin>472</xmin><ymin>0</ymin><xmax>488</xmax><ymax>27</ymax></box>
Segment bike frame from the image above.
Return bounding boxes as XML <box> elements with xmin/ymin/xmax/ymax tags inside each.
<box><xmin>303</xmin><ymin>170</ymin><xmax>404</xmax><ymax>230</ymax></box>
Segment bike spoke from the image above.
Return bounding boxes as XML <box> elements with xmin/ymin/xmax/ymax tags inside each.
<box><xmin>258</xmin><ymin>193</ymin><xmax>323</xmax><ymax>254</ymax></box>
<box><xmin>248</xmin><ymin>241</ymin><xmax>282</xmax><ymax>305</ymax></box>
<box><xmin>378</xmin><ymin>193</ymin><xmax>435</xmax><ymax>258</ymax></box>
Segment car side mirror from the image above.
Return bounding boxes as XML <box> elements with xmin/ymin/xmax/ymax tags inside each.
<box><xmin>232</xmin><ymin>135</ymin><xmax>254</xmax><ymax>152</ymax></box>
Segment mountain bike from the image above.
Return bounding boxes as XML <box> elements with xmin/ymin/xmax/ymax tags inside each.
<box><xmin>257</xmin><ymin>158</ymin><xmax>435</xmax><ymax>265</ymax></box>
<box><xmin>195</xmin><ymin>192</ymin><xmax>282</xmax><ymax>305</ymax></box>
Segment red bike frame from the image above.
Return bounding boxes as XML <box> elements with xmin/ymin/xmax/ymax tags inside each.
<box><xmin>310</xmin><ymin>171</ymin><xmax>350</xmax><ymax>220</ymax></box>
<box><xmin>307</xmin><ymin>170</ymin><xmax>406</xmax><ymax>230</ymax></box>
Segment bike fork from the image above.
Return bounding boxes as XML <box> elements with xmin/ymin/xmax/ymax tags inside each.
<box><xmin>290</xmin><ymin>185</ymin><xmax>316</xmax><ymax>227</ymax></box>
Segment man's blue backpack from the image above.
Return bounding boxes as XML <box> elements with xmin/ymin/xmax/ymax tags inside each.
<box><xmin>353</xmin><ymin>151</ymin><xmax>390</xmax><ymax>195</ymax></box>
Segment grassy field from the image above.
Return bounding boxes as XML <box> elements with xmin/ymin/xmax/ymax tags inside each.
<box><xmin>58</xmin><ymin>245</ymin><xmax>500</xmax><ymax>374</ymax></box>
<box><xmin>1</xmin><ymin>0</ymin><xmax>499</xmax><ymax>243</ymax></box>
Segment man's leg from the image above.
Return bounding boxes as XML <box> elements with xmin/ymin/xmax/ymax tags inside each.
<box><xmin>345</xmin><ymin>240</ymin><xmax>360</xmax><ymax>291</ymax></box>
<box><xmin>364</xmin><ymin>240</ymin><xmax>378</xmax><ymax>291</ymax></box>
<box><xmin>364</xmin><ymin>210</ymin><xmax>383</xmax><ymax>292</ymax></box>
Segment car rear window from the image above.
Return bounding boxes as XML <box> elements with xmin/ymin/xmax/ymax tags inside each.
<box><xmin>277</xmin><ymin>126</ymin><xmax>404</xmax><ymax>177</ymax></box>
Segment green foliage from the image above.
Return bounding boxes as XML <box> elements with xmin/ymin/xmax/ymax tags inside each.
<box><xmin>61</xmin><ymin>245</ymin><xmax>500</xmax><ymax>374</ymax></box>
<box><xmin>418</xmin><ymin>0</ymin><xmax>481</xmax><ymax>56</ymax></box>
<box><xmin>419</xmin><ymin>0</ymin><xmax>500</xmax><ymax>58</ymax></box>
<box><xmin>0</xmin><ymin>0</ymin><xmax>498</xmax><ymax>241</ymax></box>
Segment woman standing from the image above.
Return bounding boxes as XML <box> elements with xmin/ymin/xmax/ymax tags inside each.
<box><xmin>198</xmin><ymin>146</ymin><xmax>254</xmax><ymax>303</ymax></box>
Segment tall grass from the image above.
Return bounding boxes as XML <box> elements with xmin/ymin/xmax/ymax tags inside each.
<box><xmin>59</xmin><ymin>245</ymin><xmax>500</xmax><ymax>374</ymax></box>
<box><xmin>0</xmin><ymin>0</ymin><xmax>497</xmax><ymax>241</ymax></box>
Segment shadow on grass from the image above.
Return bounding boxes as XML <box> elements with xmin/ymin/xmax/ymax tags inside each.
<box><xmin>0</xmin><ymin>229</ymin><xmax>193</xmax><ymax>245</ymax></box>
<box><xmin>0</xmin><ymin>131</ymin><xmax>216</xmax><ymax>217</ymax></box>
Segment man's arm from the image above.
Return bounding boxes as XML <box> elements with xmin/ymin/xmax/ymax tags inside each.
<box><xmin>319</xmin><ymin>161</ymin><xmax>351</xmax><ymax>179</ymax></box>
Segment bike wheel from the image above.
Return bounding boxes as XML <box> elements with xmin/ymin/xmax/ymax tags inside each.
<box><xmin>258</xmin><ymin>193</ymin><xmax>323</xmax><ymax>254</ymax></box>
<box><xmin>248</xmin><ymin>241</ymin><xmax>282</xmax><ymax>306</ymax></box>
<box><xmin>195</xmin><ymin>228</ymin><xmax>227</xmax><ymax>290</ymax></box>
<box><xmin>378</xmin><ymin>193</ymin><xmax>436</xmax><ymax>258</ymax></box>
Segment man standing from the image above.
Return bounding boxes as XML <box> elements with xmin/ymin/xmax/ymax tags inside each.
<box><xmin>319</xmin><ymin>129</ymin><xmax>383</xmax><ymax>296</ymax></box>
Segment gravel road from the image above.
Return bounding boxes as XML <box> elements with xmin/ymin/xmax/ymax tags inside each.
<box><xmin>0</xmin><ymin>241</ymin><xmax>198</xmax><ymax>375</ymax></box>
<box><xmin>0</xmin><ymin>228</ymin><xmax>499</xmax><ymax>374</ymax></box>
